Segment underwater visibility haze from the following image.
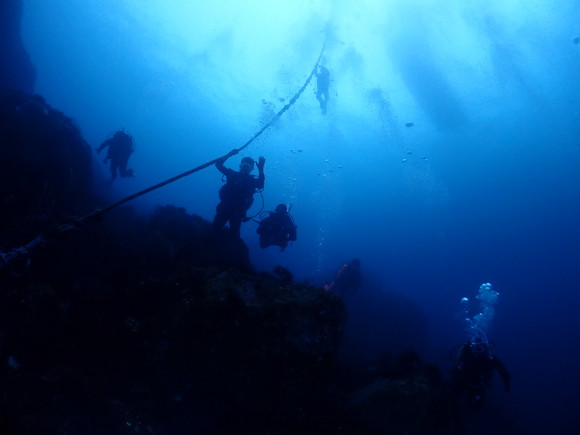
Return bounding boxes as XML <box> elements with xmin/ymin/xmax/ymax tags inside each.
<box><xmin>1</xmin><ymin>0</ymin><xmax>580</xmax><ymax>432</ymax></box>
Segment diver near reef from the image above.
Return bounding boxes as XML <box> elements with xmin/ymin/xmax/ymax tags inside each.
<box><xmin>316</xmin><ymin>65</ymin><xmax>330</xmax><ymax>115</ymax></box>
<box><xmin>324</xmin><ymin>258</ymin><xmax>362</xmax><ymax>297</ymax></box>
<box><xmin>96</xmin><ymin>129</ymin><xmax>135</xmax><ymax>183</ymax></box>
<box><xmin>213</xmin><ymin>149</ymin><xmax>265</xmax><ymax>238</ymax></box>
<box><xmin>256</xmin><ymin>204</ymin><xmax>297</xmax><ymax>251</ymax></box>
<box><xmin>451</xmin><ymin>338</ymin><xmax>510</xmax><ymax>409</ymax></box>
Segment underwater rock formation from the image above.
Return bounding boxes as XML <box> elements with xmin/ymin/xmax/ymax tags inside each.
<box><xmin>0</xmin><ymin>93</ymin><xmax>94</xmax><ymax>248</ymax></box>
<box><xmin>0</xmin><ymin>0</ymin><xmax>36</xmax><ymax>94</ymax></box>
<box><xmin>0</xmin><ymin>202</ymin><xmax>461</xmax><ymax>432</ymax></box>
<box><xmin>0</xmin><ymin>203</ymin><xmax>346</xmax><ymax>432</ymax></box>
<box><xmin>0</xmin><ymin>98</ymin><xmax>460</xmax><ymax>432</ymax></box>
<box><xmin>343</xmin><ymin>350</ymin><xmax>456</xmax><ymax>433</ymax></box>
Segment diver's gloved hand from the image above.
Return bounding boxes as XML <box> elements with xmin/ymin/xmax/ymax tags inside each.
<box><xmin>218</xmin><ymin>148</ymin><xmax>239</xmax><ymax>164</ymax></box>
<box><xmin>257</xmin><ymin>156</ymin><xmax>266</xmax><ymax>170</ymax></box>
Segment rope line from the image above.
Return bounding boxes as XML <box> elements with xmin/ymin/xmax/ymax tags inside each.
<box><xmin>1</xmin><ymin>39</ymin><xmax>327</xmax><ymax>270</ymax></box>
<box><xmin>86</xmin><ymin>39</ymin><xmax>326</xmax><ymax>222</ymax></box>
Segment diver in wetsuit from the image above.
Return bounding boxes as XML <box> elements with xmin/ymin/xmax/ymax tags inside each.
<box><xmin>451</xmin><ymin>339</ymin><xmax>510</xmax><ymax>409</ymax></box>
<box><xmin>97</xmin><ymin>129</ymin><xmax>135</xmax><ymax>183</ymax></box>
<box><xmin>316</xmin><ymin>66</ymin><xmax>330</xmax><ymax>115</ymax></box>
<box><xmin>213</xmin><ymin>150</ymin><xmax>265</xmax><ymax>239</ymax></box>
<box><xmin>256</xmin><ymin>204</ymin><xmax>297</xmax><ymax>250</ymax></box>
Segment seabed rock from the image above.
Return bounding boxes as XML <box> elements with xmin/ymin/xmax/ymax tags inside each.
<box><xmin>0</xmin><ymin>95</ymin><xmax>460</xmax><ymax>433</ymax></box>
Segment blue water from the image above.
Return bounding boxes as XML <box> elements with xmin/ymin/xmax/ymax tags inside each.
<box><xmin>21</xmin><ymin>0</ymin><xmax>580</xmax><ymax>432</ymax></box>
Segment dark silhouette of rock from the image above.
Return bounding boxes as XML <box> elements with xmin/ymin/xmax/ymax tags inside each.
<box><xmin>0</xmin><ymin>0</ymin><xmax>36</xmax><ymax>94</ymax></box>
<box><xmin>0</xmin><ymin>200</ymin><xmax>350</xmax><ymax>432</ymax></box>
<box><xmin>0</xmin><ymin>93</ymin><xmax>95</xmax><ymax>248</ymax></box>
<box><xmin>0</xmin><ymin>99</ymin><xmax>462</xmax><ymax>433</ymax></box>
<box><xmin>344</xmin><ymin>351</ymin><xmax>455</xmax><ymax>434</ymax></box>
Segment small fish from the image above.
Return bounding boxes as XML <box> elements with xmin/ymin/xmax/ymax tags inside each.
<box><xmin>405</xmin><ymin>122</ymin><xmax>414</xmax><ymax>128</ymax></box>
<box><xmin>574</xmin><ymin>36</ymin><xmax>580</xmax><ymax>44</ymax></box>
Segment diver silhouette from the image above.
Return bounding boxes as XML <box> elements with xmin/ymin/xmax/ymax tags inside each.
<box><xmin>316</xmin><ymin>66</ymin><xmax>330</xmax><ymax>115</ymax></box>
<box><xmin>213</xmin><ymin>149</ymin><xmax>265</xmax><ymax>239</ymax></box>
<box><xmin>96</xmin><ymin>129</ymin><xmax>135</xmax><ymax>183</ymax></box>
<box><xmin>256</xmin><ymin>204</ymin><xmax>297</xmax><ymax>251</ymax></box>
<box><xmin>451</xmin><ymin>338</ymin><xmax>510</xmax><ymax>409</ymax></box>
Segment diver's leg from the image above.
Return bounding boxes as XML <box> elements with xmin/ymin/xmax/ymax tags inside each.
<box><xmin>316</xmin><ymin>90</ymin><xmax>324</xmax><ymax>108</ymax></box>
<box><xmin>118</xmin><ymin>159</ymin><xmax>129</xmax><ymax>177</ymax></box>
<box><xmin>229</xmin><ymin>216</ymin><xmax>242</xmax><ymax>238</ymax></box>
<box><xmin>110</xmin><ymin>163</ymin><xmax>118</xmax><ymax>182</ymax></box>
<box><xmin>322</xmin><ymin>91</ymin><xmax>329</xmax><ymax>114</ymax></box>
<box><xmin>212</xmin><ymin>203</ymin><xmax>229</xmax><ymax>232</ymax></box>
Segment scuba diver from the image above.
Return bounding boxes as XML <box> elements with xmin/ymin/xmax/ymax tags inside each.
<box><xmin>316</xmin><ymin>65</ymin><xmax>330</xmax><ymax>115</ymax></box>
<box><xmin>323</xmin><ymin>258</ymin><xmax>362</xmax><ymax>297</ymax></box>
<box><xmin>256</xmin><ymin>204</ymin><xmax>297</xmax><ymax>251</ymax></box>
<box><xmin>213</xmin><ymin>149</ymin><xmax>265</xmax><ymax>239</ymax></box>
<box><xmin>96</xmin><ymin>129</ymin><xmax>135</xmax><ymax>183</ymax></box>
<box><xmin>451</xmin><ymin>336</ymin><xmax>510</xmax><ymax>409</ymax></box>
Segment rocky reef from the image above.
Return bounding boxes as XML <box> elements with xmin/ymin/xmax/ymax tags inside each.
<box><xmin>0</xmin><ymin>94</ymin><xmax>461</xmax><ymax>433</ymax></box>
<box><xmin>0</xmin><ymin>93</ymin><xmax>94</xmax><ymax>248</ymax></box>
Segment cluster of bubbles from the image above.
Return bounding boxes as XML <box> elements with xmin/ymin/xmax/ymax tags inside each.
<box><xmin>460</xmin><ymin>283</ymin><xmax>499</xmax><ymax>343</ymax></box>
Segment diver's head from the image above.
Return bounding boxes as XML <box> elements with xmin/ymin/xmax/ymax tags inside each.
<box><xmin>240</xmin><ymin>157</ymin><xmax>255</xmax><ymax>174</ymax></box>
<box><xmin>275</xmin><ymin>204</ymin><xmax>288</xmax><ymax>214</ymax></box>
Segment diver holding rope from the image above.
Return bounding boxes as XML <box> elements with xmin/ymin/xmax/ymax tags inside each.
<box><xmin>212</xmin><ymin>149</ymin><xmax>265</xmax><ymax>239</ymax></box>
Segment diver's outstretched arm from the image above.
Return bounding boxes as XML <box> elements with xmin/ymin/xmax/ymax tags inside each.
<box><xmin>215</xmin><ymin>148</ymin><xmax>239</xmax><ymax>174</ymax></box>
